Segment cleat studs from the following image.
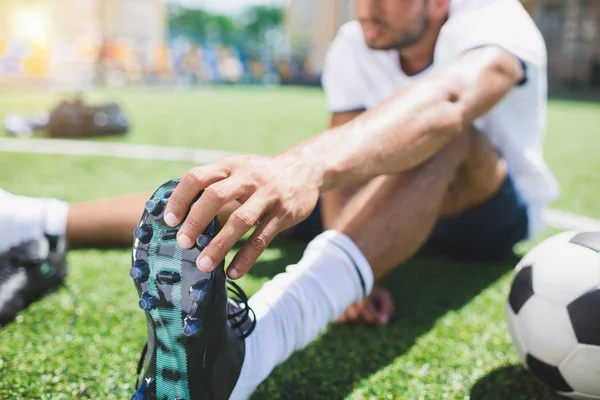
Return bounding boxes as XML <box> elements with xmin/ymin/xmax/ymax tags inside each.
<box><xmin>129</xmin><ymin>260</ymin><xmax>150</xmax><ymax>282</ymax></box>
<box><xmin>131</xmin><ymin>380</ymin><xmax>148</xmax><ymax>400</ymax></box>
<box><xmin>138</xmin><ymin>292</ymin><xmax>158</xmax><ymax>311</ymax></box>
<box><xmin>189</xmin><ymin>279</ymin><xmax>211</xmax><ymax>303</ymax></box>
<box><xmin>196</xmin><ymin>234</ymin><xmax>210</xmax><ymax>248</ymax></box>
<box><xmin>134</xmin><ymin>225</ymin><xmax>153</xmax><ymax>244</ymax></box>
<box><xmin>182</xmin><ymin>317</ymin><xmax>201</xmax><ymax>337</ymax></box>
<box><xmin>163</xmin><ymin>190</ymin><xmax>173</xmax><ymax>199</ymax></box>
<box><xmin>145</xmin><ymin>199</ymin><xmax>164</xmax><ymax>216</ymax></box>
<box><xmin>189</xmin><ymin>289</ymin><xmax>205</xmax><ymax>303</ymax></box>
<box><xmin>161</xmin><ymin>230</ymin><xmax>178</xmax><ymax>241</ymax></box>
<box><xmin>189</xmin><ymin>302</ymin><xmax>199</xmax><ymax>317</ymax></box>
<box><xmin>156</xmin><ymin>271</ymin><xmax>181</xmax><ymax>285</ymax></box>
<box><xmin>205</xmin><ymin>219</ymin><xmax>216</xmax><ymax>236</ymax></box>
<box><xmin>131</xmin><ymin>392</ymin><xmax>144</xmax><ymax>400</ymax></box>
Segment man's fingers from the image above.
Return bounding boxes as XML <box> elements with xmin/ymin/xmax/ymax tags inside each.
<box><xmin>226</xmin><ymin>214</ymin><xmax>280</xmax><ymax>279</ymax></box>
<box><xmin>195</xmin><ymin>195</ymin><xmax>270</xmax><ymax>273</ymax></box>
<box><xmin>165</xmin><ymin>164</ymin><xmax>231</xmax><ymax>227</ymax></box>
<box><xmin>177</xmin><ymin>178</ymin><xmax>248</xmax><ymax>249</ymax></box>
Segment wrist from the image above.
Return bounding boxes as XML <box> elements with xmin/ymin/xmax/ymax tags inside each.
<box><xmin>274</xmin><ymin>145</ymin><xmax>328</xmax><ymax>193</ymax></box>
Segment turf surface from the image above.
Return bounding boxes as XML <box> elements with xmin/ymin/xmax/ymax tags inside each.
<box><xmin>0</xmin><ymin>87</ymin><xmax>598</xmax><ymax>399</ymax></box>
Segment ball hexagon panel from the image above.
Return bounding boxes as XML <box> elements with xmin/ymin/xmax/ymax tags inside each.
<box><xmin>526</xmin><ymin>353</ymin><xmax>573</xmax><ymax>393</ymax></box>
<box><xmin>568</xmin><ymin>288</ymin><xmax>600</xmax><ymax>346</ymax></box>
<box><xmin>570</xmin><ymin>232</ymin><xmax>600</xmax><ymax>253</ymax></box>
<box><xmin>560</xmin><ymin>345</ymin><xmax>600</xmax><ymax>398</ymax></box>
<box><xmin>509</xmin><ymin>265</ymin><xmax>534</xmax><ymax>314</ymax></box>
<box><xmin>532</xmin><ymin>243</ymin><xmax>599</xmax><ymax>307</ymax></box>
<box><xmin>562</xmin><ymin>392</ymin><xmax>600</xmax><ymax>400</ymax></box>
<box><xmin>506</xmin><ymin>305</ymin><xmax>527</xmax><ymax>362</ymax></box>
<box><xmin>518</xmin><ymin>295</ymin><xmax>579</xmax><ymax>366</ymax></box>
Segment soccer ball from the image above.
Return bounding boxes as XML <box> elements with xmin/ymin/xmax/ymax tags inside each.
<box><xmin>506</xmin><ymin>231</ymin><xmax>600</xmax><ymax>399</ymax></box>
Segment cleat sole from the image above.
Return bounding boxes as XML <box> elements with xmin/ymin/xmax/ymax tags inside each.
<box><xmin>131</xmin><ymin>179</ymin><xmax>249</xmax><ymax>400</ymax></box>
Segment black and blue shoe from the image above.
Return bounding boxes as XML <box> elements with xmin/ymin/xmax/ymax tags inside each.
<box><xmin>0</xmin><ymin>235</ymin><xmax>67</xmax><ymax>326</ymax></box>
<box><xmin>130</xmin><ymin>179</ymin><xmax>255</xmax><ymax>400</ymax></box>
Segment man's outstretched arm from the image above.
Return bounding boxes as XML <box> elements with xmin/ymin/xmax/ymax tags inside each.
<box><xmin>164</xmin><ymin>46</ymin><xmax>525</xmax><ymax>278</ymax></box>
<box><xmin>303</xmin><ymin>46</ymin><xmax>524</xmax><ymax>190</ymax></box>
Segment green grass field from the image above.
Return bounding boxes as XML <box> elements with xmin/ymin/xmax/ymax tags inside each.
<box><xmin>0</xmin><ymin>87</ymin><xmax>598</xmax><ymax>399</ymax></box>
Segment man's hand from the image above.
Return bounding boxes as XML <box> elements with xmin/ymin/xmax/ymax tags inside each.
<box><xmin>164</xmin><ymin>154</ymin><xmax>321</xmax><ymax>279</ymax></box>
<box><xmin>334</xmin><ymin>284</ymin><xmax>395</xmax><ymax>326</ymax></box>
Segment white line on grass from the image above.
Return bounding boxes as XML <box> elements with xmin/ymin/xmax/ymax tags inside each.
<box><xmin>543</xmin><ymin>209</ymin><xmax>600</xmax><ymax>231</ymax></box>
<box><xmin>1</xmin><ymin>137</ymin><xmax>599</xmax><ymax>232</ymax></box>
<box><xmin>0</xmin><ymin>137</ymin><xmax>238</xmax><ymax>165</ymax></box>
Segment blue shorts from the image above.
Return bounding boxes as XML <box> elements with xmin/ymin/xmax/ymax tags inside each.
<box><xmin>291</xmin><ymin>175</ymin><xmax>529</xmax><ymax>262</ymax></box>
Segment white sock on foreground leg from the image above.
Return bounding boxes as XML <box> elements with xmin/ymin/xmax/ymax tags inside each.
<box><xmin>230</xmin><ymin>230</ymin><xmax>374</xmax><ymax>400</ymax></box>
<box><xmin>0</xmin><ymin>189</ymin><xmax>69</xmax><ymax>253</ymax></box>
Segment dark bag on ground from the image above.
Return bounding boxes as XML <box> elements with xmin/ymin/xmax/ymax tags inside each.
<box><xmin>46</xmin><ymin>99</ymin><xmax>129</xmax><ymax>138</ymax></box>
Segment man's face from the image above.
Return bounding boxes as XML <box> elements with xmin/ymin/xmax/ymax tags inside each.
<box><xmin>356</xmin><ymin>0</ymin><xmax>431</xmax><ymax>50</ymax></box>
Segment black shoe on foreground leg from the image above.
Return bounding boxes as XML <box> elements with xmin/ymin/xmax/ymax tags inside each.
<box><xmin>130</xmin><ymin>179</ymin><xmax>255</xmax><ymax>400</ymax></box>
<box><xmin>0</xmin><ymin>235</ymin><xmax>67</xmax><ymax>326</ymax></box>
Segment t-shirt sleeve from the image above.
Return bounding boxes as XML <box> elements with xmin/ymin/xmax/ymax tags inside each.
<box><xmin>435</xmin><ymin>1</ymin><xmax>546</xmax><ymax>75</ymax></box>
<box><xmin>321</xmin><ymin>24</ymin><xmax>369</xmax><ymax>113</ymax></box>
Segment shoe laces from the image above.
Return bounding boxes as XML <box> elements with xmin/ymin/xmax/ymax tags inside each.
<box><xmin>226</xmin><ymin>279</ymin><xmax>256</xmax><ymax>339</ymax></box>
<box><xmin>135</xmin><ymin>342</ymin><xmax>149</xmax><ymax>389</ymax></box>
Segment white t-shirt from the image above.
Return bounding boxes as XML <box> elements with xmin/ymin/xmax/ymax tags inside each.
<box><xmin>321</xmin><ymin>0</ymin><xmax>559</xmax><ymax>237</ymax></box>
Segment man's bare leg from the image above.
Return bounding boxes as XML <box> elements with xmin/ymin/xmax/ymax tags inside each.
<box><xmin>334</xmin><ymin>131</ymin><xmax>507</xmax><ymax>277</ymax></box>
<box><xmin>229</xmin><ymin>131</ymin><xmax>507</xmax><ymax>399</ymax></box>
<box><xmin>66</xmin><ymin>194</ymin><xmax>241</xmax><ymax>248</ymax></box>
<box><xmin>65</xmin><ymin>193</ymin><xmax>150</xmax><ymax>248</ymax></box>
<box><xmin>327</xmin><ymin>130</ymin><xmax>507</xmax><ymax>324</ymax></box>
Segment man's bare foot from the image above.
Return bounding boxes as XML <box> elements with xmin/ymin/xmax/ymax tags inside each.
<box><xmin>334</xmin><ymin>284</ymin><xmax>395</xmax><ymax>326</ymax></box>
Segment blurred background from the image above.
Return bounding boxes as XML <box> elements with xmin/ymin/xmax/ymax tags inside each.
<box><xmin>0</xmin><ymin>0</ymin><xmax>598</xmax><ymax>95</ymax></box>
<box><xmin>1</xmin><ymin>2</ymin><xmax>599</xmax><ymax>399</ymax></box>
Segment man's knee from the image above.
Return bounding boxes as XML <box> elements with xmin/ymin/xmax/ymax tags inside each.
<box><xmin>321</xmin><ymin>182</ymin><xmax>367</xmax><ymax>229</ymax></box>
<box><xmin>441</xmin><ymin>129</ymin><xmax>508</xmax><ymax>217</ymax></box>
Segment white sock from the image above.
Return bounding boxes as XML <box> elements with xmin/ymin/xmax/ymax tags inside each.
<box><xmin>229</xmin><ymin>230</ymin><xmax>374</xmax><ymax>400</ymax></box>
<box><xmin>0</xmin><ymin>189</ymin><xmax>69</xmax><ymax>253</ymax></box>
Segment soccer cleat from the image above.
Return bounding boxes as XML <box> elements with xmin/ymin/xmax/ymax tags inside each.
<box><xmin>130</xmin><ymin>179</ymin><xmax>255</xmax><ymax>400</ymax></box>
<box><xmin>0</xmin><ymin>235</ymin><xmax>67</xmax><ymax>326</ymax></box>
<box><xmin>130</xmin><ymin>260</ymin><xmax>151</xmax><ymax>282</ymax></box>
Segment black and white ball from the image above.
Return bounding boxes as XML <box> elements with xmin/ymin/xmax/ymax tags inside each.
<box><xmin>506</xmin><ymin>231</ymin><xmax>600</xmax><ymax>399</ymax></box>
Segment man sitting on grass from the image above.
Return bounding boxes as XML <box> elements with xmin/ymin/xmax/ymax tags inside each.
<box><xmin>153</xmin><ymin>0</ymin><xmax>560</xmax><ymax>396</ymax></box>
<box><xmin>1</xmin><ymin>0</ymin><xmax>558</xmax><ymax>397</ymax></box>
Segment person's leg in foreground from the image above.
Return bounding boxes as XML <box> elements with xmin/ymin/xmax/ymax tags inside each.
<box><xmin>0</xmin><ymin>189</ymin><xmax>243</xmax><ymax>323</ymax></box>
<box><xmin>0</xmin><ymin>189</ymin><xmax>71</xmax><ymax>324</ymax></box>
<box><xmin>130</xmin><ymin>132</ymin><xmax>474</xmax><ymax>398</ymax></box>
<box><xmin>0</xmin><ymin>189</ymin><xmax>157</xmax><ymax>323</ymax></box>
<box><xmin>125</xmin><ymin>123</ymin><xmax>514</xmax><ymax>398</ymax></box>
<box><xmin>0</xmin><ymin>187</ymin><xmax>153</xmax><ymax>252</ymax></box>
<box><xmin>126</xmin><ymin>126</ymin><xmax>510</xmax><ymax>399</ymax></box>
<box><xmin>1</xmin><ymin>189</ymin><xmax>243</xmax><ymax>252</ymax></box>
<box><xmin>0</xmin><ymin>189</ymin><xmax>70</xmax><ymax>254</ymax></box>
<box><xmin>229</xmin><ymin>125</ymin><xmax>508</xmax><ymax>398</ymax></box>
